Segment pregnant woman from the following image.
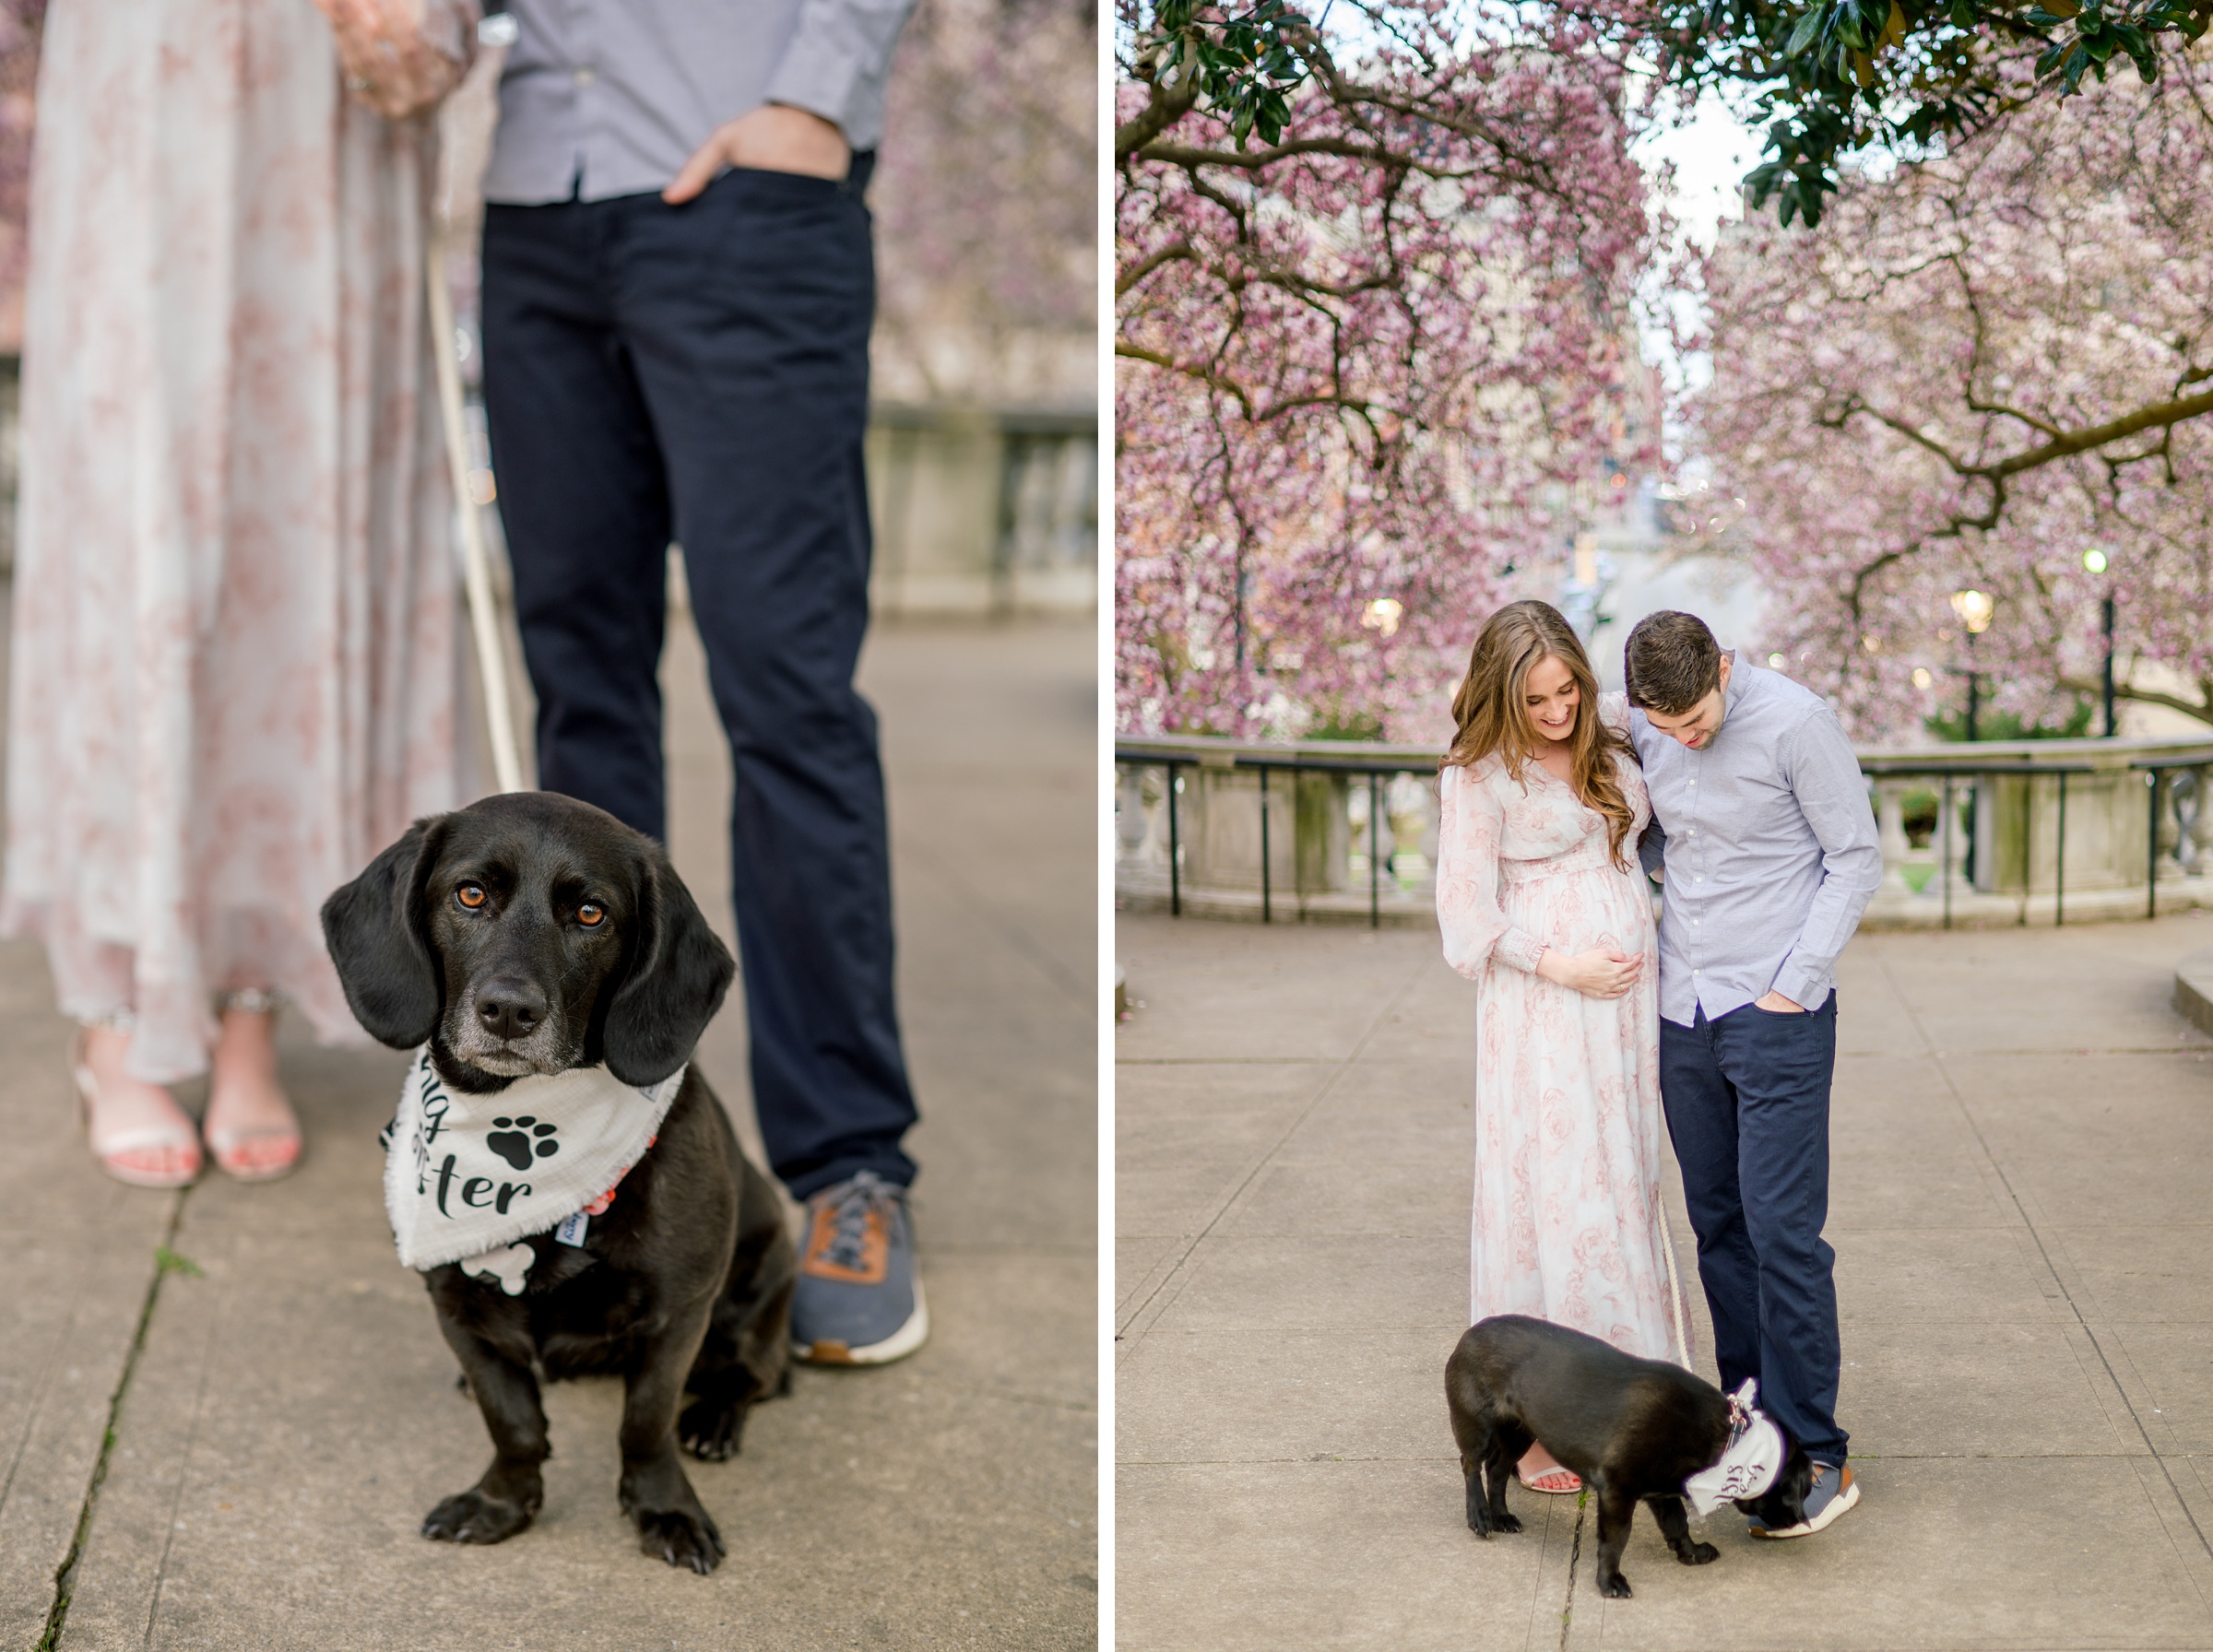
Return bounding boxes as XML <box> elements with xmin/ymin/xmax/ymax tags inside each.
<box><xmin>1435</xmin><ymin>599</ymin><xmax>1691</xmax><ymax>1494</ymax></box>
<box><xmin>5</xmin><ymin>0</ymin><xmax>476</xmax><ymax>1185</ymax></box>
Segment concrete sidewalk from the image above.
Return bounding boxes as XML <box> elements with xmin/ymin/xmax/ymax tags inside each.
<box><xmin>0</xmin><ymin>613</ymin><xmax>1096</xmax><ymax>1651</ymax></box>
<box><xmin>1117</xmin><ymin>908</ymin><xmax>2213</xmax><ymax>1650</ymax></box>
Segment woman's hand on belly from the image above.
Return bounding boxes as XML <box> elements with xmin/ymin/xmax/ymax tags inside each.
<box><xmin>1534</xmin><ymin>946</ymin><xmax>1644</xmax><ymax>1000</ymax></box>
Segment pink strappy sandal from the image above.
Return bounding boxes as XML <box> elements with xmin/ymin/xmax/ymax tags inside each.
<box><xmin>72</xmin><ymin>1032</ymin><xmax>202</xmax><ymax>1189</ymax></box>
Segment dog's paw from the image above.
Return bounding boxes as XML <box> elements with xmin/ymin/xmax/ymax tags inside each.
<box><xmin>1681</xmin><ymin>1540</ymin><xmax>1719</xmax><ymax>1566</ymax></box>
<box><xmin>679</xmin><ymin>1396</ymin><xmax>747</xmax><ymax>1462</ymax></box>
<box><xmin>1597</xmin><ymin>1572</ymin><xmax>1633</xmax><ymax>1599</ymax></box>
<box><xmin>635</xmin><ymin>1506</ymin><xmax>727</xmax><ymax>1575</ymax></box>
<box><xmin>1491</xmin><ymin>1510</ymin><xmax>1523</xmax><ymax>1535</ymax></box>
<box><xmin>421</xmin><ymin>1488</ymin><xmax>536</xmax><ymax>1545</ymax></box>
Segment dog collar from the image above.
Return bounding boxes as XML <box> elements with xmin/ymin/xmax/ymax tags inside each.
<box><xmin>382</xmin><ymin>1045</ymin><xmax>685</xmax><ymax>1290</ymax></box>
<box><xmin>1682</xmin><ymin>1378</ymin><xmax>1785</xmax><ymax>1516</ymax></box>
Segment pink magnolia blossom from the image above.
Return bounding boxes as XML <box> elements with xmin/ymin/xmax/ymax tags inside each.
<box><xmin>1691</xmin><ymin>53</ymin><xmax>2213</xmax><ymax>738</ymax></box>
<box><xmin>1117</xmin><ymin>2</ymin><xmax>1663</xmax><ymax>740</ymax></box>
<box><xmin>874</xmin><ymin>0</ymin><xmax>1095</xmax><ymax>402</ymax></box>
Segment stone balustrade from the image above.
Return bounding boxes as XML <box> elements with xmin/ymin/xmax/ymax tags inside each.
<box><xmin>1115</xmin><ymin>731</ymin><xmax>2213</xmax><ymax>929</ymax></box>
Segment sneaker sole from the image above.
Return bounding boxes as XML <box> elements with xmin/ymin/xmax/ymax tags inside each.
<box><xmin>794</xmin><ymin>1280</ymin><xmax>929</xmax><ymax>1367</ymax></box>
<box><xmin>1750</xmin><ymin>1474</ymin><xmax>1858</xmax><ymax>1540</ymax></box>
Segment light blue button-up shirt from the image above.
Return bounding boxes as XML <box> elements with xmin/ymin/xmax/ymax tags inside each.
<box><xmin>481</xmin><ymin>0</ymin><xmax>915</xmax><ymax>205</ymax></box>
<box><xmin>1621</xmin><ymin>658</ymin><xmax>1882</xmax><ymax>1026</ymax></box>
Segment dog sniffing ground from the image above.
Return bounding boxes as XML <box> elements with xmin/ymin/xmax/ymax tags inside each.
<box><xmin>0</xmin><ymin>613</ymin><xmax>1096</xmax><ymax>1651</ymax></box>
<box><xmin>1118</xmin><ymin>907</ymin><xmax>2213</xmax><ymax>1651</ymax></box>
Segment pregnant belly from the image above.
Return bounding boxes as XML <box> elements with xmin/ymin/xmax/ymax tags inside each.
<box><xmin>1501</xmin><ymin>862</ymin><xmax>1655</xmax><ymax>958</ymax></box>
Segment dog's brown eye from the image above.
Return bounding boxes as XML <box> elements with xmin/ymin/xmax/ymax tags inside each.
<box><xmin>577</xmin><ymin>902</ymin><xmax>605</xmax><ymax>927</ymax></box>
<box><xmin>456</xmin><ymin>883</ymin><xmax>487</xmax><ymax>910</ymax></box>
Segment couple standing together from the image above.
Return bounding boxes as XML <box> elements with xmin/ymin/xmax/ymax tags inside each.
<box><xmin>1437</xmin><ymin>602</ymin><xmax>1882</xmax><ymax>1538</ymax></box>
<box><xmin>12</xmin><ymin>0</ymin><xmax>923</xmax><ymax>1365</ymax></box>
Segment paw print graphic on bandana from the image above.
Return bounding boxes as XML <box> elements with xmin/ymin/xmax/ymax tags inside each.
<box><xmin>487</xmin><ymin>1116</ymin><xmax>560</xmax><ymax>1173</ymax></box>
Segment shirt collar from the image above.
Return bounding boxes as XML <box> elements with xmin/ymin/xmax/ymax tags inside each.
<box><xmin>1711</xmin><ymin>650</ymin><xmax>1744</xmax><ymax>744</ymax></box>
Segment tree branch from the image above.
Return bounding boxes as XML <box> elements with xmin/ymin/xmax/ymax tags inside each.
<box><xmin>1116</xmin><ymin>76</ymin><xmax>1197</xmax><ymax>161</ymax></box>
<box><xmin>2055</xmin><ymin>675</ymin><xmax>2213</xmax><ymax>726</ymax></box>
<box><xmin>1118</xmin><ymin>239</ymin><xmax>1196</xmax><ymax>297</ymax></box>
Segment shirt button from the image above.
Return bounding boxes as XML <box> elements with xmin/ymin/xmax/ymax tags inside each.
<box><xmin>574</xmin><ymin>65</ymin><xmax>597</xmax><ymax>84</ymax></box>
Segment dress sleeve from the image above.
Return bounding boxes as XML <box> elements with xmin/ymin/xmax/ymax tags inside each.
<box><xmin>1598</xmin><ymin>690</ymin><xmax>1633</xmax><ymax>737</ymax></box>
<box><xmin>1435</xmin><ymin>765</ymin><xmax>1548</xmax><ymax>979</ymax></box>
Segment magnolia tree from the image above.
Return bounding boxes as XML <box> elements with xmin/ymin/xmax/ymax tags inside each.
<box><xmin>873</xmin><ymin>0</ymin><xmax>1095</xmax><ymax>402</ymax></box>
<box><xmin>1691</xmin><ymin>50</ymin><xmax>2213</xmax><ymax>738</ymax></box>
<box><xmin>1116</xmin><ymin>0</ymin><xmax>1660</xmax><ymax>739</ymax></box>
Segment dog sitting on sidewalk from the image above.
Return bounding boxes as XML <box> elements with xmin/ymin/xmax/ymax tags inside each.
<box><xmin>1446</xmin><ymin>1316</ymin><xmax>1812</xmax><ymax>1598</ymax></box>
<box><xmin>324</xmin><ymin>793</ymin><xmax>796</xmax><ymax>1575</ymax></box>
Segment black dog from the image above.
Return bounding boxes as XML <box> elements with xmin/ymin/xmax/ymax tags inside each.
<box><xmin>323</xmin><ymin>792</ymin><xmax>796</xmax><ymax>1575</ymax></box>
<box><xmin>1445</xmin><ymin>1315</ymin><xmax>1812</xmax><ymax>1599</ymax></box>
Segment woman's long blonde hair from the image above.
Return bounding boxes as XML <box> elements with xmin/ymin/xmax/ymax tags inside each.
<box><xmin>1440</xmin><ymin>599</ymin><xmax>1636</xmax><ymax>870</ymax></box>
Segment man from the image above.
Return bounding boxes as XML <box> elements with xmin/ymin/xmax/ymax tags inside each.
<box><xmin>1624</xmin><ymin>612</ymin><xmax>1881</xmax><ymax>1536</ymax></box>
<box><xmin>476</xmin><ymin>0</ymin><xmax>926</xmax><ymax>1366</ymax></box>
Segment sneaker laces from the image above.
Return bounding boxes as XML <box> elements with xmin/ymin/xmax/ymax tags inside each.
<box><xmin>814</xmin><ymin>1172</ymin><xmax>901</xmax><ymax>1272</ymax></box>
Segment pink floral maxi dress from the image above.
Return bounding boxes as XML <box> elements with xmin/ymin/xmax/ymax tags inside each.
<box><xmin>3</xmin><ymin>0</ymin><xmax>476</xmax><ymax>1081</ymax></box>
<box><xmin>1435</xmin><ymin>720</ymin><xmax>1692</xmax><ymax>1366</ymax></box>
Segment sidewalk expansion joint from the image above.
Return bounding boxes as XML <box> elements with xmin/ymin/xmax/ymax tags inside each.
<box><xmin>35</xmin><ymin>1188</ymin><xmax>194</xmax><ymax>1652</ymax></box>
<box><xmin>1556</xmin><ymin>1489</ymin><xmax>1588</xmax><ymax>1652</ymax></box>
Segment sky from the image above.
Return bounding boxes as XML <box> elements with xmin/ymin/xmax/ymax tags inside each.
<box><xmin>1633</xmin><ymin>87</ymin><xmax>1765</xmax><ymax>252</ymax></box>
<box><xmin>1628</xmin><ymin>85</ymin><xmax>1767</xmax><ymax>428</ymax></box>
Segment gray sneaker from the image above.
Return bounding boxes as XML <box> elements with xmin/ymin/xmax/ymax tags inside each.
<box><xmin>791</xmin><ymin>1173</ymin><xmax>929</xmax><ymax>1366</ymax></box>
<box><xmin>1749</xmin><ymin>1460</ymin><xmax>1858</xmax><ymax>1538</ymax></box>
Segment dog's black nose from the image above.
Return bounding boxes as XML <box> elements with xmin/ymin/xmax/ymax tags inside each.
<box><xmin>475</xmin><ymin>977</ymin><xmax>548</xmax><ymax>1043</ymax></box>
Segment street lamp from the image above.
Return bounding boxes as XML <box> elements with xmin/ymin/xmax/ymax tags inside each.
<box><xmin>2084</xmin><ymin>548</ymin><xmax>2115</xmax><ymax>737</ymax></box>
<box><xmin>1949</xmin><ymin>589</ymin><xmax>1994</xmax><ymax>740</ymax></box>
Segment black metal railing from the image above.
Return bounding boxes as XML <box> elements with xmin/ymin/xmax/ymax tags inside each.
<box><xmin>1118</xmin><ymin>734</ymin><xmax>2213</xmax><ymax>931</ymax></box>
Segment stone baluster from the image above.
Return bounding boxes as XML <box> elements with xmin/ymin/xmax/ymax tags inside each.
<box><xmin>1115</xmin><ymin>763</ymin><xmax>1153</xmax><ymax>870</ymax></box>
<box><xmin>1932</xmin><ymin>777</ymin><xmax>1973</xmax><ymax>894</ymax></box>
<box><xmin>1380</xmin><ymin>773</ymin><xmax>1434</xmax><ymax>893</ymax></box>
<box><xmin>1874</xmin><ymin>779</ymin><xmax>1912</xmax><ymax>896</ymax></box>
<box><xmin>2183</xmin><ymin>767</ymin><xmax>2213</xmax><ymax>877</ymax></box>
<box><xmin>2156</xmin><ymin>771</ymin><xmax>2187</xmax><ymax>881</ymax></box>
<box><xmin>1417</xmin><ymin>776</ymin><xmax>1440</xmax><ymax>890</ymax></box>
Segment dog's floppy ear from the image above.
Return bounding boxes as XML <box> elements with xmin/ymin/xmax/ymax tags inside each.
<box><xmin>602</xmin><ymin>840</ymin><xmax>735</xmax><ymax>1086</ymax></box>
<box><xmin>320</xmin><ymin>815</ymin><xmax>450</xmax><ymax>1049</ymax></box>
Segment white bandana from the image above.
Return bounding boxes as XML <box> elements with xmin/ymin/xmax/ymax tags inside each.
<box><xmin>383</xmin><ymin>1045</ymin><xmax>684</xmax><ymax>1292</ymax></box>
<box><xmin>1682</xmin><ymin>1379</ymin><xmax>1786</xmax><ymax>1517</ymax></box>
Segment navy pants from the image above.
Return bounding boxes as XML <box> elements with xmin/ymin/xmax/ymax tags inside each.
<box><xmin>1659</xmin><ymin>995</ymin><xmax>1846</xmax><ymax>1464</ymax></box>
<box><xmin>479</xmin><ymin>160</ymin><xmax>917</xmax><ymax>1199</ymax></box>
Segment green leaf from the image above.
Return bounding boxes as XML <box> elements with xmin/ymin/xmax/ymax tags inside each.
<box><xmin>155</xmin><ymin>1245</ymin><xmax>204</xmax><ymax>1279</ymax></box>
<box><xmin>1837</xmin><ymin>4</ymin><xmax>1868</xmax><ymax>46</ymax></box>
<box><xmin>1786</xmin><ymin>6</ymin><xmax>1827</xmax><ymax>54</ymax></box>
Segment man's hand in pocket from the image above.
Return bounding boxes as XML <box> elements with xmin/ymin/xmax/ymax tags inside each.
<box><xmin>664</xmin><ymin>105</ymin><xmax>850</xmax><ymax>203</ymax></box>
<box><xmin>1753</xmin><ymin>990</ymin><xmax>1806</xmax><ymax>1013</ymax></box>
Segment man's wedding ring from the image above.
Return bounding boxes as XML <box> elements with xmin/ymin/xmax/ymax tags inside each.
<box><xmin>348</xmin><ymin>76</ymin><xmax>371</xmax><ymax>91</ymax></box>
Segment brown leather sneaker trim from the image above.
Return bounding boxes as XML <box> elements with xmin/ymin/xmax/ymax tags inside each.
<box><xmin>800</xmin><ymin>1202</ymin><xmax>890</xmax><ymax>1284</ymax></box>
